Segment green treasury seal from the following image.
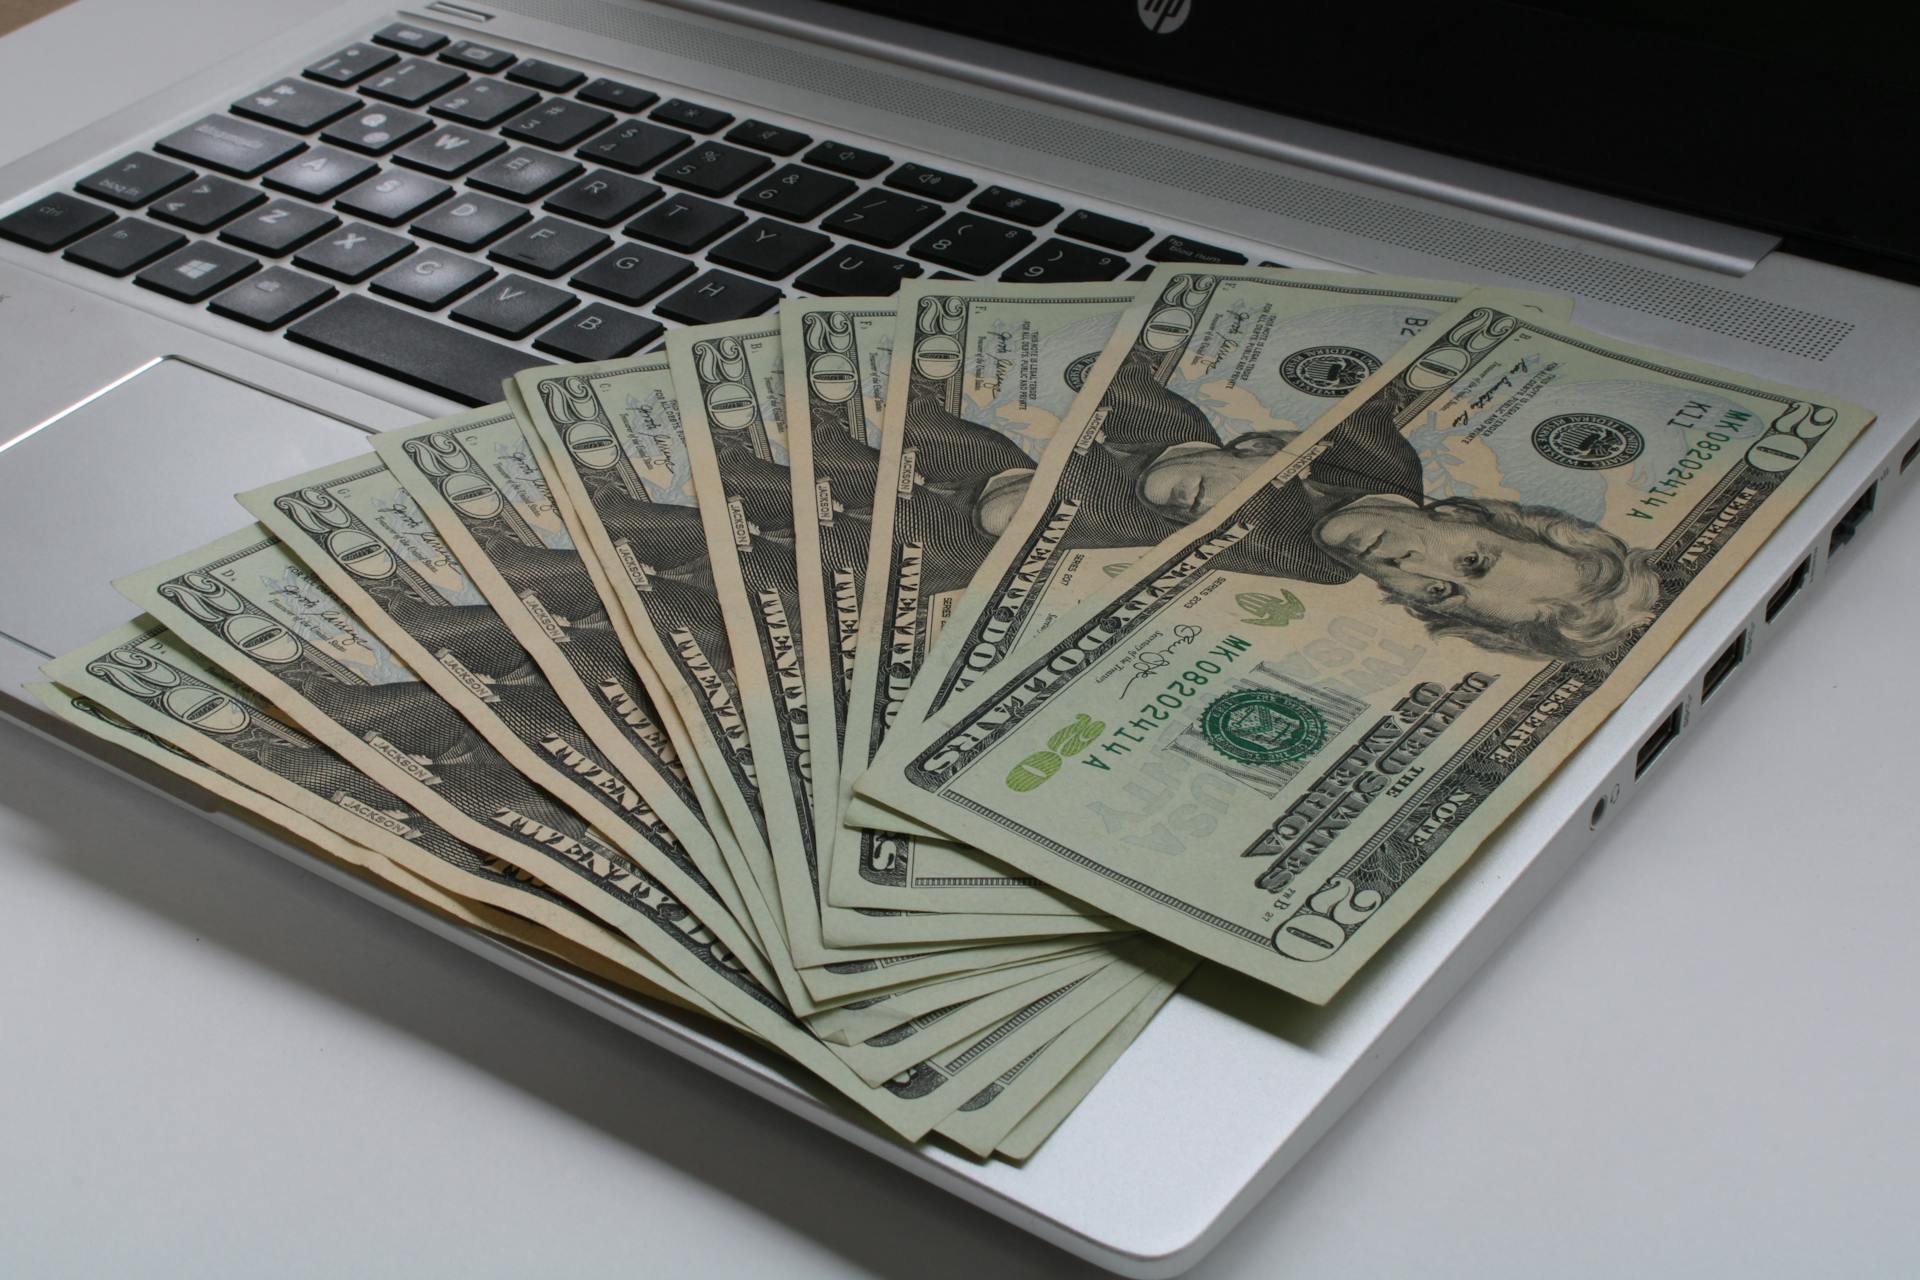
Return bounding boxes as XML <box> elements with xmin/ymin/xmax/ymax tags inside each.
<box><xmin>1200</xmin><ymin>690</ymin><xmax>1327</xmax><ymax>765</ymax></box>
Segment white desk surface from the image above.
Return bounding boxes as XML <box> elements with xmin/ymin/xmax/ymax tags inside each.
<box><xmin>4</xmin><ymin>3</ymin><xmax>1918</xmax><ymax>1275</ymax></box>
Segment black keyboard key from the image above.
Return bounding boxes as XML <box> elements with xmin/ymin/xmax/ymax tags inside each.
<box><xmin>288</xmin><ymin>293</ymin><xmax>542</xmax><ymax>406</ymax></box>
<box><xmin>468</xmin><ymin>147</ymin><xmax>581</xmax><ymax>201</ymax></box>
<box><xmin>508</xmin><ymin>60</ymin><xmax>586</xmax><ymax>92</ymax></box>
<box><xmin>820</xmin><ymin>189</ymin><xmax>939</xmax><ymax>248</ymax></box>
<box><xmin>133</xmin><ymin>241</ymin><xmax>259</xmax><ymax>302</ymax></box>
<box><xmin>150</xmin><ymin>176</ymin><xmax>263</xmax><ymax>231</ymax></box>
<box><xmin>441</xmin><ymin>42</ymin><xmax>514</xmax><ymax>74</ymax></box>
<box><xmin>369</xmin><ymin>248</ymin><xmax>494</xmax><ymax>309</ymax></box>
<box><xmin>362</xmin><ymin>59</ymin><xmax>467</xmax><ymax>108</ymax></box>
<box><xmin>502</xmin><ymin>98</ymin><xmax>615</xmax><ymax>150</ymax></box>
<box><xmin>0</xmin><ymin>192</ymin><xmax>114</xmax><ymax>250</ymax></box>
<box><xmin>709</xmin><ymin>218</ymin><xmax>829</xmax><ymax>279</ymax></box>
<box><xmin>293</xmin><ymin>221</ymin><xmax>414</xmax><ymax>282</ymax></box>
<box><xmin>304</xmin><ymin>43</ymin><xmax>396</xmax><ymax>87</ymax></box>
<box><xmin>62</xmin><ymin>218</ymin><xmax>185</xmax><ymax>275</ymax></box>
<box><xmin>393</xmin><ymin>125</ymin><xmax>504</xmax><ymax>176</ymax></box>
<box><xmin>1146</xmin><ymin>234</ymin><xmax>1247</xmax><ymax>266</ymax></box>
<box><xmin>75</xmin><ymin>153</ymin><xmax>193</xmax><ymax>208</ymax></box>
<box><xmin>263</xmin><ymin>146</ymin><xmax>377</xmax><ymax>200</ymax></box>
<box><xmin>726</xmin><ymin>119</ymin><xmax>810</xmax><ymax>156</ymax></box>
<box><xmin>488</xmin><ymin>216</ymin><xmax>610</xmax><ymax>277</ymax></box>
<box><xmin>570</xmin><ymin>242</ymin><xmax>694</xmax><ymax>305</ymax></box>
<box><xmin>625</xmin><ymin>193</ymin><xmax>742</xmax><ymax>251</ymax></box>
<box><xmin>655</xmin><ymin>142</ymin><xmax>769</xmax><ymax>197</ymax></box>
<box><xmin>655</xmin><ymin>268</ymin><xmax>781</xmax><ymax>325</ymax></box>
<box><xmin>736</xmin><ymin>164</ymin><xmax>856</xmax><ymax>222</ymax></box>
<box><xmin>451</xmin><ymin>273</ymin><xmax>576</xmax><ymax>338</ymax></box>
<box><xmin>372</xmin><ymin>22</ymin><xmax>447</xmax><ymax>54</ymax></box>
<box><xmin>794</xmin><ymin>245</ymin><xmax>921</xmax><ymax>297</ymax></box>
<box><xmin>337</xmin><ymin>170</ymin><xmax>451</xmax><ymax>224</ymax></box>
<box><xmin>231</xmin><ymin>79</ymin><xmax>359</xmax><ymax>133</ymax></box>
<box><xmin>909</xmin><ymin>212</ymin><xmax>1033</xmax><ymax>273</ymax></box>
<box><xmin>649</xmin><ymin>98</ymin><xmax>733</xmax><ymax>133</ymax></box>
<box><xmin>208</xmin><ymin>265</ymin><xmax>336</xmax><ymax>328</ymax></box>
<box><xmin>412</xmin><ymin>193</ymin><xmax>530</xmax><ymax>249</ymax></box>
<box><xmin>430</xmin><ymin>78</ymin><xmax>539</xmax><ymax>128</ymax></box>
<box><xmin>969</xmin><ymin>185</ymin><xmax>1062</xmax><ymax>227</ymax></box>
<box><xmin>803</xmin><ymin>140</ymin><xmax>890</xmax><ymax>179</ymax></box>
<box><xmin>544</xmin><ymin>170</ymin><xmax>660</xmax><ymax>225</ymax></box>
<box><xmin>1000</xmin><ymin>237</ymin><xmax>1127</xmax><ymax>282</ymax></box>
<box><xmin>886</xmin><ymin>162</ymin><xmax>974</xmax><ymax>202</ymax></box>
<box><xmin>156</xmin><ymin>115</ymin><xmax>305</xmax><ymax>178</ymax></box>
<box><xmin>219</xmin><ymin>199</ymin><xmax>339</xmax><ymax>255</ymax></box>
<box><xmin>577</xmin><ymin>120</ymin><xmax>689</xmax><ymax>173</ymax></box>
<box><xmin>535</xmin><ymin>303</ymin><xmax>661</xmax><ymax>361</ymax></box>
<box><xmin>577</xmin><ymin>78</ymin><xmax>659</xmax><ymax>113</ymax></box>
<box><xmin>1059</xmin><ymin>208</ymin><xmax>1152</xmax><ymax>252</ymax></box>
<box><xmin>1127</xmin><ymin>265</ymin><xmax>1154</xmax><ymax>281</ymax></box>
<box><xmin>320</xmin><ymin>105</ymin><xmax>431</xmax><ymax>155</ymax></box>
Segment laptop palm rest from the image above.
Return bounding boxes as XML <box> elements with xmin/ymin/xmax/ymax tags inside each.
<box><xmin>0</xmin><ymin>354</ymin><xmax>368</xmax><ymax>659</ymax></box>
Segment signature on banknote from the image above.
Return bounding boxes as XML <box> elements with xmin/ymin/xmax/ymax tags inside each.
<box><xmin>1121</xmin><ymin>623</ymin><xmax>1202</xmax><ymax>696</ymax></box>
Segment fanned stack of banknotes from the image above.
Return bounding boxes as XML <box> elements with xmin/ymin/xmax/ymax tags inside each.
<box><xmin>30</xmin><ymin>266</ymin><xmax>1872</xmax><ymax>1159</ymax></box>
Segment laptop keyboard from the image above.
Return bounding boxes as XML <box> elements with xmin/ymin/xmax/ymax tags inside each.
<box><xmin>0</xmin><ymin>18</ymin><xmax>1262</xmax><ymax>408</ymax></box>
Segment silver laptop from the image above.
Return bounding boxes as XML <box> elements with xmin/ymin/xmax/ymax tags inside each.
<box><xmin>2</xmin><ymin>1</ymin><xmax>1916</xmax><ymax>1273</ymax></box>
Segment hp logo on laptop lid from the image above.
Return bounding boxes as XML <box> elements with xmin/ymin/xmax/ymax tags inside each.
<box><xmin>1138</xmin><ymin>0</ymin><xmax>1192</xmax><ymax>34</ymax></box>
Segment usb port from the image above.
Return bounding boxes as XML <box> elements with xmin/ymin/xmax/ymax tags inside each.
<box><xmin>1635</xmin><ymin>705</ymin><xmax>1685</xmax><ymax>778</ymax></box>
<box><xmin>1765</xmin><ymin>556</ymin><xmax>1811</xmax><ymax>622</ymax></box>
<box><xmin>1827</xmin><ymin>482</ymin><xmax>1877</xmax><ymax>557</ymax></box>
<box><xmin>1701</xmin><ymin>632</ymin><xmax>1747</xmax><ymax>702</ymax></box>
<box><xmin>1903</xmin><ymin>438</ymin><xmax>1920</xmax><ymax>473</ymax></box>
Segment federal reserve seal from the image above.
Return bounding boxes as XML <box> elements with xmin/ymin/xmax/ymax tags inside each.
<box><xmin>1531</xmin><ymin>413</ymin><xmax>1644</xmax><ymax>470</ymax></box>
<box><xmin>1200</xmin><ymin>690</ymin><xmax>1327</xmax><ymax>766</ymax></box>
<box><xmin>1062</xmin><ymin>351</ymin><xmax>1100</xmax><ymax>393</ymax></box>
<box><xmin>1278</xmin><ymin>345</ymin><xmax>1381</xmax><ymax>396</ymax></box>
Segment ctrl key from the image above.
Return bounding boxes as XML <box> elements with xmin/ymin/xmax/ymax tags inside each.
<box><xmin>0</xmin><ymin>192</ymin><xmax>116</xmax><ymax>250</ymax></box>
<box><xmin>208</xmin><ymin>265</ymin><xmax>337</xmax><ymax>329</ymax></box>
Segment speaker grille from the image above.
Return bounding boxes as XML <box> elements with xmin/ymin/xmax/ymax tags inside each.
<box><xmin>490</xmin><ymin>0</ymin><xmax>1854</xmax><ymax>361</ymax></box>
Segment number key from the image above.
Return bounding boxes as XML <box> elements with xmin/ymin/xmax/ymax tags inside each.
<box><xmin>361</xmin><ymin>58</ymin><xmax>468</xmax><ymax>108</ymax></box>
<box><xmin>502</xmin><ymin>98</ymin><xmax>615</xmax><ymax>150</ymax></box>
<box><xmin>430</xmin><ymin>79</ymin><xmax>538</xmax><ymax>128</ymax></box>
<box><xmin>999</xmin><ymin>237</ymin><xmax>1127</xmax><ymax>283</ymax></box>
<box><xmin>821</xmin><ymin>189</ymin><xmax>940</xmax><ymax>248</ymax></box>
<box><xmin>909</xmin><ymin>212</ymin><xmax>1033</xmax><ymax>274</ymax></box>
<box><xmin>735</xmin><ymin>164</ymin><xmax>855</xmax><ymax>222</ymax></box>
<box><xmin>655</xmin><ymin>142</ymin><xmax>770</xmax><ymax>197</ymax></box>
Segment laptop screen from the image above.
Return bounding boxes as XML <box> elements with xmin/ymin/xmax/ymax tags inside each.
<box><xmin>834</xmin><ymin>0</ymin><xmax>1920</xmax><ymax>282</ymax></box>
